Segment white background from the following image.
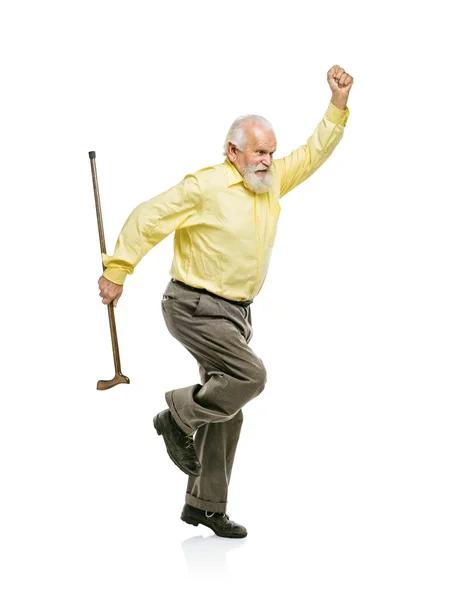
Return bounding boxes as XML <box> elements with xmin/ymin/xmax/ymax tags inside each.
<box><xmin>1</xmin><ymin>0</ymin><xmax>458</xmax><ymax>598</ymax></box>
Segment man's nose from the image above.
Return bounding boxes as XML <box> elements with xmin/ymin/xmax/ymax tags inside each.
<box><xmin>262</xmin><ymin>155</ymin><xmax>272</xmax><ymax>167</ymax></box>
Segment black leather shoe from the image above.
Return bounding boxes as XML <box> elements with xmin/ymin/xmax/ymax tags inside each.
<box><xmin>153</xmin><ymin>409</ymin><xmax>201</xmax><ymax>476</ymax></box>
<box><xmin>181</xmin><ymin>503</ymin><xmax>247</xmax><ymax>538</ymax></box>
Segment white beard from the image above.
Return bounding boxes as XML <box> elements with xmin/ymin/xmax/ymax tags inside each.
<box><xmin>242</xmin><ymin>164</ymin><xmax>274</xmax><ymax>194</ymax></box>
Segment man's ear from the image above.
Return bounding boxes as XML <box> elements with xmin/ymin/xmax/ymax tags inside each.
<box><xmin>227</xmin><ymin>143</ymin><xmax>237</xmax><ymax>163</ymax></box>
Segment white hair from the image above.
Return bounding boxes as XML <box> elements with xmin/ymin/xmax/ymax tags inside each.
<box><xmin>223</xmin><ymin>114</ymin><xmax>274</xmax><ymax>157</ymax></box>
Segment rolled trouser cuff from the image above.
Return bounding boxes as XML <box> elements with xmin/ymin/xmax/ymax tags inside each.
<box><xmin>165</xmin><ymin>386</ymin><xmax>200</xmax><ymax>435</ymax></box>
<box><xmin>185</xmin><ymin>493</ymin><xmax>227</xmax><ymax>514</ymax></box>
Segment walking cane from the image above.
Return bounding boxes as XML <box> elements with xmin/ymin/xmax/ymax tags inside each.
<box><xmin>89</xmin><ymin>150</ymin><xmax>130</xmax><ymax>390</ymax></box>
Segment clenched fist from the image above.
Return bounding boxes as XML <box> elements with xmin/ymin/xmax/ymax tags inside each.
<box><xmin>327</xmin><ymin>65</ymin><xmax>354</xmax><ymax>109</ymax></box>
<box><xmin>98</xmin><ymin>275</ymin><xmax>123</xmax><ymax>308</ymax></box>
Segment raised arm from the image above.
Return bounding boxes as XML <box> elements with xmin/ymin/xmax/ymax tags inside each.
<box><xmin>274</xmin><ymin>64</ymin><xmax>354</xmax><ymax>198</ymax></box>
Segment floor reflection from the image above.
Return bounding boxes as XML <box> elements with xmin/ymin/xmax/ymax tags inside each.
<box><xmin>181</xmin><ymin>533</ymin><xmax>247</xmax><ymax>580</ymax></box>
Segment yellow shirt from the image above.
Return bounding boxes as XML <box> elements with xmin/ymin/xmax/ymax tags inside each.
<box><xmin>101</xmin><ymin>101</ymin><xmax>350</xmax><ymax>301</ymax></box>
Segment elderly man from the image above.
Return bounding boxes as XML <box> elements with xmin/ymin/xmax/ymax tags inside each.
<box><xmin>98</xmin><ymin>65</ymin><xmax>353</xmax><ymax>538</ymax></box>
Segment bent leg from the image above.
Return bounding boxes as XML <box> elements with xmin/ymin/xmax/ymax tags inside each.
<box><xmin>161</xmin><ymin>280</ymin><xmax>266</xmax><ymax>435</ymax></box>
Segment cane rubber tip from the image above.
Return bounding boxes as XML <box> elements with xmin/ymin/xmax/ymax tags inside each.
<box><xmin>89</xmin><ymin>151</ymin><xmax>96</xmax><ymax>159</ymax></box>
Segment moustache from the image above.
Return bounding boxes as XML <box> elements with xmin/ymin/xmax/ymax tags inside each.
<box><xmin>245</xmin><ymin>164</ymin><xmax>270</xmax><ymax>173</ymax></box>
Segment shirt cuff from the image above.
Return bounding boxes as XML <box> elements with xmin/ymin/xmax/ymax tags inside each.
<box><xmin>325</xmin><ymin>101</ymin><xmax>350</xmax><ymax>126</ymax></box>
<box><xmin>101</xmin><ymin>266</ymin><xmax>128</xmax><ymax>286</ymax></box>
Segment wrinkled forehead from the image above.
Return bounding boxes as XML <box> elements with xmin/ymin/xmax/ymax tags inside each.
<box><xmin>243</xmin><ymin>122</ymin><xmax>277</xmax><ymax>149</ymax></box>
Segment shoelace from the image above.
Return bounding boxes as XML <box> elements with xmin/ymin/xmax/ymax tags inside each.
<box><xmin>205</xmin><ymin>511</ymin><xmax>229</xmax><ymax>519</ymax></box>
<box><xmin>185</xmin><ymin>435</ymin><xmax>194</xmax><ymax>450</ymax></box>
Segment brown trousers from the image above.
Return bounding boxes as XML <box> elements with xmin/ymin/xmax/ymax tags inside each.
<box><xmin>161</xmin><ymin>279</ymin><xmax>267</xmax><ymax>513</ymax></box>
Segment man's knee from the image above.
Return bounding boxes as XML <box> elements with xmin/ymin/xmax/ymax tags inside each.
<box><xmin>249</xmin><ymin>359</ymin><xmax>267</xmax><ymax>396</ymax></box>
<box><xmin>226</xmin><ymin>361</ymin><xmax>266</xmax><ymax>404</ymax></box>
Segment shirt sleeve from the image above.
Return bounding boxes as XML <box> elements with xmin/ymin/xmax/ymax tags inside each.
<box><xmin>274</xmin><ymin>101</ymin><xmax>350</xmax><ymax>199</ymax></box>
<box><xmin>100</xmin><ymin>174</ymin><xmax>202</xmax><ymax>285</ymax></box>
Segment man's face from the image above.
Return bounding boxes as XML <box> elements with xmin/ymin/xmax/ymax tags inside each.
<box><xmin>228</xmin><ymin>123</ymin><xmax>277</xmax><ymax>194</ymax></box>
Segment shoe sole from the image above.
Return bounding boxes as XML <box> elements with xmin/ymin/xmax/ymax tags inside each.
<box><xmin>180</xmin><ymin>514</ymin><xmax>248</xmax><ymax>538</ymax></box>
<box><xmin>153</xmin><ymin>416</ymin><xmax>201</xmax><ymax>477</ymax></box>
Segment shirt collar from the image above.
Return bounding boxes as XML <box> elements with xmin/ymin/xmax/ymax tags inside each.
<box><xmin>224</xmin><ymin>158</ymin><xmax>243</xmax><ymax>188</ymax></box>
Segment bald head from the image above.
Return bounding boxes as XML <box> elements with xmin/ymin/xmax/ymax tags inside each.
<box><xmin>223</xmin><ymin>114</ymin><xmax>274</xmax><ymax>156</ymax></box>
<box><xmin>224</xmin><ymin>115</ymin><xmax>277</xmax><ymax>194</ymax></box>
